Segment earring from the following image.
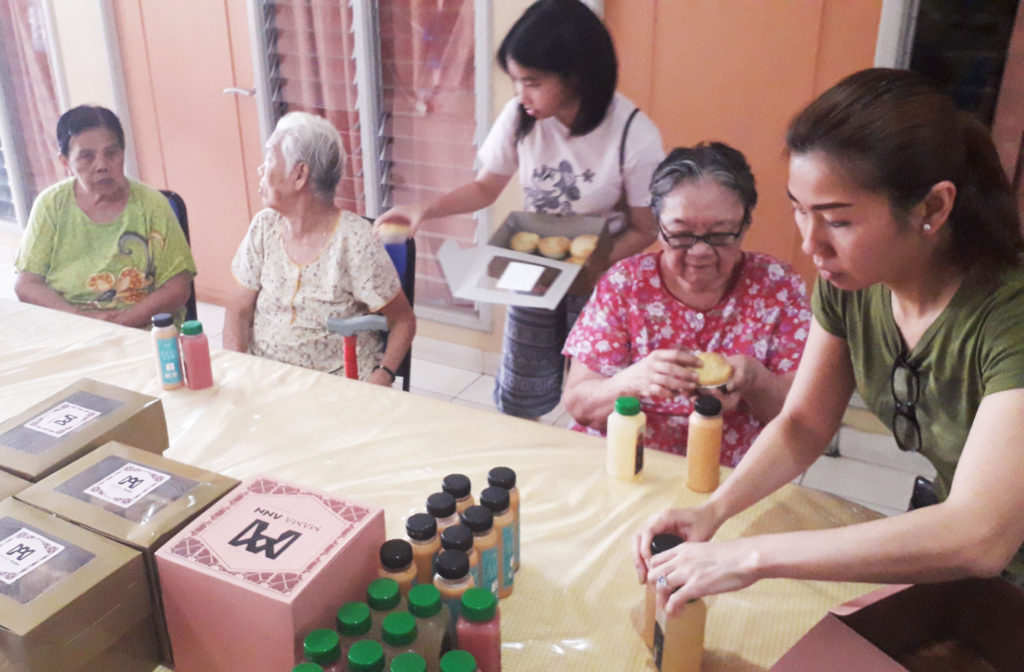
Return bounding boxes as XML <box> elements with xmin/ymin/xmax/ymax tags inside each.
<box><xmin>923</xmin><ymin>223</ymin><xmax>933</xmax><ymax>232</ymax></box>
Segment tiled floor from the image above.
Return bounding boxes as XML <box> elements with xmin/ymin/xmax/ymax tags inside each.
<box><xmin>0</xmin><ymin>246</ymin><xmax>934</xmax><ymax>517</ymax></box>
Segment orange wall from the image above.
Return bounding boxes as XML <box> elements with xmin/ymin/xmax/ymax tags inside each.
<box><xmin>606</xmin><ymin>0</ymin><xmax>883</xmax><ymax>284</ymax></box>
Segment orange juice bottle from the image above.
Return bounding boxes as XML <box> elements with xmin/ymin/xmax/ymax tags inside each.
<box><xmin>654</xmin><ymin>596</ymin><xmax>706</xmax><ymax>672</ymax></box>
<box><xmin>686</xmin><ymin>395</ymin><xmax>722</xmax><ymax>493</ymax></box>
<box><xmin>442</xmin><ymin>474</ymin><xmax>475</xmax><ymax>514</ymax></box>
<box><xmin>459</xmin><ymin>506</ymin><xmax>498</xmax><ymax>597</ymax></box>
<box><xmin>433</xmin><ymin>549</ymin><xmax>473</xmax><ymax>643</ymax></box>
<box><xmin>440</xmin><ymin>524</ymin><xmax>482</xmax><ymax>592</ymax></box>
<box><xmin>642</xmin><ymin>533</ymin><xmax>684</xmax><ymax>648</ymax></box>
<box><xmin>479</xmin><ymin>487</ymin><xmax>514</xmax><ymax>598</ymax></box>
<box><xmin>427</xmin><ymin>492</ymin><xmax>460</xmax><ymax>537</ymax></box>
<box><xmin>406</xmin><ymin>513</ymin><xmax>441</xmax><ymax>586</ymax></box>
<box><xmin>487</xmin><ymin>466</ymin><xmax>520</xmax><ymax>571</ymax></box>
<box><xmin>379</xmin><ymin>539</ymin><xmax>418</xmax><ymax>597</ymax></box>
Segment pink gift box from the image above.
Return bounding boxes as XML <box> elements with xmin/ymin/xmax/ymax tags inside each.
<box><xmin>154</xmin><ymin>474</ymin><xmax>384</xmax><ymax>672</ymax></box>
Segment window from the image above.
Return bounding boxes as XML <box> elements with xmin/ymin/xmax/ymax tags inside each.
<box><xmin>0</xmin><ymin>0</ymin><xmax>63</xmax><ymax>228</ymax></box>
<box><xmin>250</xmin><ymin>0</ymin><xmax>491</xmax><ymax>329</ymax></box>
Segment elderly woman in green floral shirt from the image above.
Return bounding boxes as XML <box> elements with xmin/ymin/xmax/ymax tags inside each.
<box><xmin>15</xmin><ymin>105</ymin><xmax>196</xmax><ymax>327</ymax></box>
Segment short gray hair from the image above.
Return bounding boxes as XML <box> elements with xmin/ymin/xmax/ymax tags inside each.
<box><xmin>267</xmin><ymin>112</ymin><xmax>344</xmax><ymax>203</ymax></box>
<box><xmin>650</xmin><ymin>142</ymin><xmax>758</xmax><ymax>226</ymax></box>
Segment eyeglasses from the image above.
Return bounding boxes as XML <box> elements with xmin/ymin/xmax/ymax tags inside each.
<box><xmin>890</xmin><ymin>352</ymin><xmax>921</xmax><ymax>452</ymax></box>
<box><xmin>657</xmin><ymin>219</ymin><xmax>745</xmax><ymax>249</ymax></box>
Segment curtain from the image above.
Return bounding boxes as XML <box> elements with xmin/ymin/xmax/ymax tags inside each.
<box><xmin>0</xmin><ymin>0</ymin><xmax>63</xmax><ymax>202</ymax></box>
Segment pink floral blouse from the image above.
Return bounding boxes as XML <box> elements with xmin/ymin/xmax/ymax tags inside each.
<box><xmin>563</xmin><ymin>251</ymin><xmax>810</xmax><ymax>466</ymax></box>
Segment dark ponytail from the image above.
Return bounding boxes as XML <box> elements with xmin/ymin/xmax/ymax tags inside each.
<box><xmin>786</xmin><ymin>68</ymin><xmax>1021</xmax><ymax>276</ymax></box>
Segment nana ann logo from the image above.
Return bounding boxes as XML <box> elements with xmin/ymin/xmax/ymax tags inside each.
<box><xmin>228</xmin><ymin>519</ymin><xmax>302</xmax><ymax>559</ymax></box>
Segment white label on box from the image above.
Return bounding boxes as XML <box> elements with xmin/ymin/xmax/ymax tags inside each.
<box><xmin>23</xmin><ymin>402</ymin><xmax>102</xmax><ymax>438</ymax></box>
<box><xmin>0</xmin><ymin>527</ymin><xmax>65</xmax><ymax>585</ymax></box>
<box><xmin>84</xmin><ymin>462</ymin><xmax>170</xmax><ymax>508</ymax></box>
<box><xmin>496</xmin><ymin>261</ymin><xmax>545</xmax><ymax>291</ymax></box>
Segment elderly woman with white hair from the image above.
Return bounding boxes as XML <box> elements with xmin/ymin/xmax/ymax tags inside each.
<box><xmin>223</xmin><ymin>112</ymin><xmax>415</xmax><ymax>386</ymax></box>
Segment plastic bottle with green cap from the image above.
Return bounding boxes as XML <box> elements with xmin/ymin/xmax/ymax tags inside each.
<box><xmin>292</xmin><ymin>664</ymin><xmax>324</xmax><ymax>672</ymax></box>
<box><xmin>368</xmin><ymin>577</ymin><xmax>405</xmax><ymax>639</ymax></box>
<box><xmin>348</xmin><ymin>640</ymin><xmax>386</xmax><ymax>672</ymax></box>
<box><xmin>439</xmin><ymin>650</ymin><xmax>477</xmax><ymax>672</ymax></box>
<box><xmin>606</xmin><ymin>395</ymin><xmax>645</xmax><ymax>482</ymax></box>
<box><xmin>455</xmin><ymin>587</ymin><xmax>500</xmax><ymax>672</ymax></box>
<box><xmin>337</xmin><ymin>601</ymin><xmax>372</xmax><ymax>656</ymax></box>
<box><xmin>382</xmin><ymin>610</ymin><xmax>418</xmax><ymax>664</ymax></box>
<box><xmin>179</xmin><ymin>319</ymin><xmax>213</xmax><ymax>389</ymax></box>
<box><xmin>407</xmin><ymin>583</ymin><xmax>451</xmax><ymax>670</ymax></box>
<box><xmin>302</xmin><ymin>628</ymin><xmax>343</xmax><ymax>672</ymax></box>
<box><xmin>391</xmin><ymin>651</ymin><xmax>428</xmax><ymax>672</ymax></box>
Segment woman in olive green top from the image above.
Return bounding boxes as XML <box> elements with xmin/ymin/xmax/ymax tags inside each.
<box><xmin>15</xmin><ymin>105</ymin><xmax>196</xmax><ymax>327</ymax></box>
<box><xmin>634</xmin><ymin>68</ymin><xmax>1024</xmax><ymax>613</ymax></box>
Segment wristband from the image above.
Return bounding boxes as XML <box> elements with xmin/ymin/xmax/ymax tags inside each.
<box><xmin>371</xmin><ymin>364</ymin><xmax>396</xmax><ymax>383</ymax></box>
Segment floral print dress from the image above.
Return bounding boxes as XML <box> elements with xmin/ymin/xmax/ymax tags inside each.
<box><xmin>563</xmin><ymin>251</ymin><xmax>811</xmax><ymax>466</ymax></box>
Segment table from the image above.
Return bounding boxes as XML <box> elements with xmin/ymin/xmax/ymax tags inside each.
<box><xmin>0</xmin><ymin>299</ymin><xmax>881</xmax><ymax>670</ymax></box>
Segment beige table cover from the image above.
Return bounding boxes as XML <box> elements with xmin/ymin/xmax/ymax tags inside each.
<box><xmin>0</xmin><ymin>299</ymin><xmax>881</xmax><ymax>671</ymax></box>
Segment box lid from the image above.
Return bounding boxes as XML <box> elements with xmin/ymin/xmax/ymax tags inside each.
<box><xmin>0</xmin><ymin>379</ymin><xmax>167</xmax><ymax>480</ymax></box>
<box><xmin>438</xmin><ymin>211</ymin><xmax>611</xmax><ymax>309</ymax></box>
<box><xmin>0</xmin><ymin>498</ymin><xmax>144</xmax><ymax>636</ymax></box>
<box><xmin>155</xmin><ymin>475</ymin><xmax>383</xmax><ymax>601</ymax></box>
<box><xmin>0</xmin><ymin>470</ymin><xmax>29</xmax><ymax>500</ymax></box>
<box><xmin>17</xmin><ymin>441</ymin><xmax>238</xmax><ymax>551</ymax></box>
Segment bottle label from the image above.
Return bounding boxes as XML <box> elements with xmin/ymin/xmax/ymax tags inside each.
<box><xmin>501</xmin><ymin>525</ymin><xmax>515</xmax><ymax>588</ymax></box>
<box><xmin>23</xmin><ymin>401</ymin><xmax>100</xmax><ymax>438</ymax></box>
<box><xmin>84</xmin><ymin>462</ymin><xmax>171</xmax><ymax>508</ymax></box>
<box><xmin>653</xmin><ymin>621</ymin><xmax>665</xmax><ymax>670</ymax></box>
<box><xmin>472</xmin><ymin>560</ymin><xmax>483</xmax><ymax>590</ymax></box>
<box><xmin>635</xmin><ymin>427</ymin><xmax>645</xmax><ymax>475</ymax></box>
<box><xmin>157</xmin><ymin>337</ymin><xmax>183</xmax><ymax>385</ymax></box>
<box><xmin>514</xmin><ymin>517</ymin><xmax>521</xmax><ymax>569</ymax></box>
<box><xmin>480</xmin><ymin>545</ymin><xmax>499</xmax><ymax>595</ymax></box>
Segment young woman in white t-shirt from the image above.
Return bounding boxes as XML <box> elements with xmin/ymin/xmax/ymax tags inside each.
<box><xmin>375</xmin><ymin>0</ymin><xmax>665</xmax><ymax>418</ymax></box>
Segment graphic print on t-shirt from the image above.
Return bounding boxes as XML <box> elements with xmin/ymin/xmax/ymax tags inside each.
<box><xmin>525</xmin><ymin>160</ymin><xmax>595</xmax><ymax>214</ymax></box>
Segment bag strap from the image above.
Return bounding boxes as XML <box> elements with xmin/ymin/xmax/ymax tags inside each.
<box><xmin>619</xmin><ymin>107</ymin><xmax>641</xmax><ymax>178</ymax></box>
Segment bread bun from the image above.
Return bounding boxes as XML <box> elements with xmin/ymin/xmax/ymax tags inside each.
<box><xmin>695</xmin><ymin>352</ymin><xmax>732</xmax><ymax>386</ymax></box>
<box><xmin>509</xmin><ymin>231</ymin><xmax>540</xmax><ymax>253</ymax></box>
<box><xmin>538</xmin><ymin>235</ymin><xmax>571</xmax><ymax>259</ymax></box>
<box><xmin>377</xmin><ymin>222</ymin><xmax>411</xmax><ymax>244</ymax></box>
<box><xmin>566</xmin><ymin>256</ymin><xmax>587</xmax><ymax>265</ymax></box>
<box><xmin>569</xmin><ymin>233</ymin><xmax>598</xmax><ymax>260</ymax></box>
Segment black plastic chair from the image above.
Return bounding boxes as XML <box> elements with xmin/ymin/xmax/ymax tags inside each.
<box><xmin>384</xmin><ymin>236</ymin><xmax>416</xmax><ymax>391</ymax></box>
<box><xmin>159</xmin><ymin>190</ymin><xmax>198</xmax><ymax>322</ymax></box>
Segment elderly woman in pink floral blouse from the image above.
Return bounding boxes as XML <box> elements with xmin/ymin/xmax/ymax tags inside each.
<box><xmin>223</xmin><ymin>112</ymin><xmax>415</xmax><ymax>386</ymax></box>
<box><xmin>562</xmin><ymin>143</ymin><xmax>809</xmax><ymax>465</ymax></box>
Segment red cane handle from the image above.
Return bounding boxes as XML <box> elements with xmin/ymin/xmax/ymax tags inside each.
<box><xmin>343</xmin><ymin>335</ymin><xmax>358</xmax><ymax>379</ymax></box>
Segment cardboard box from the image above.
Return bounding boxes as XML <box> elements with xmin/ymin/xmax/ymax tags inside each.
<box><xmin>155</xmin><ymin>474</ymin><xmax>385</xmax><ymax>672</ymax></box>
<box><xmin>438</xmin><ymin>211</ymin><xmax>613</xmax><ymax>308</ymax></box>
<box><xmin>0</xmin><ymin>471</ymin><xmax>29</xmax><ymax>501</ymax></box>
<box><xmin>0</xmin><ymin>498</ymin><xmax>159</xmax><ymax>671</ymax></box>
<box><xmin>772</xmin><ymin>578</ymin><xmax>1024</xmax><ymax>671</ymax></box>
<box><xmin>0</xmin><ymin>379</ymin><xmax>168</xmax><ymax>482</ymax></box>
<box><xmin>16</xmin><ymin>441</ymin><xmax>239</xmax><ymax>665</ymax></box>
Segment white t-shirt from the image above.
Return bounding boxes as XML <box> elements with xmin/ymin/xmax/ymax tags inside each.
<box><xmin>477</xmin><ymin>92</ymin><xmax>664</xmax><ymax>230</ymax></box>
